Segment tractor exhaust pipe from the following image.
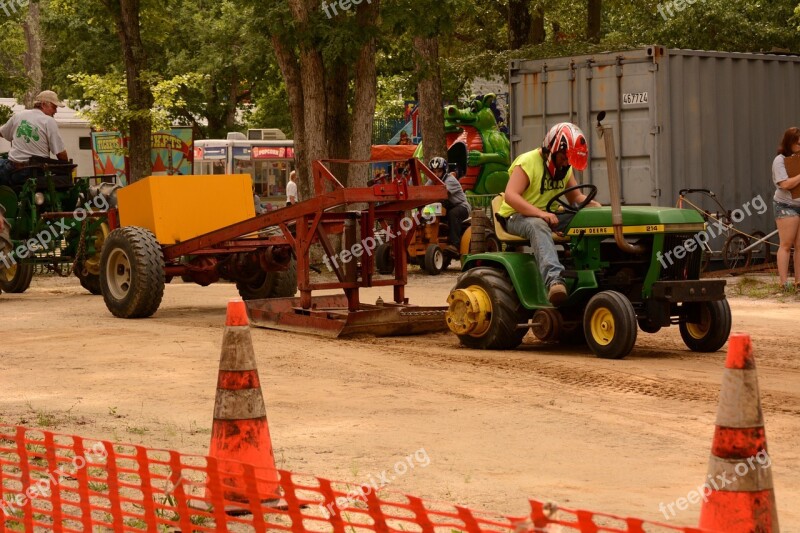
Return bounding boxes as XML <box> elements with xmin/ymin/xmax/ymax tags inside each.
<box><xmin>596</xmin><ymin>112</ymin><xmax>645</xmax><ymax>255</ymax></box>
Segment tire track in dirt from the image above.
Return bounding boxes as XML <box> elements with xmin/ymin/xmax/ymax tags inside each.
<box><xmin>343</xmin><ymin>334</ymin><xmax>800</xmax><ymax>417</ymax></box>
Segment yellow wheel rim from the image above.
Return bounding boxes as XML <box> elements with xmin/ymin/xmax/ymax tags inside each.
<box><xmin>589</xmin><ymin>307</ymin><xmax>615</xmax><ymax>346</ymax></box>
<box><xmin>686</xmin><ymin>305</ymin><xmax>711</xmax><ymax>339</ymax></box>
<box><xmin>3</xmin><ymin>263</ymin><xmax>16</xmax><ymax>282</ymax></box>
<box><xmin>82</xmin><ymin>222</ymin><xmax>109</xmax><ymax>276</ymax></box>
<box><xmin>446</xmin><ymin>285</ymin><xmax>492</xmax><ymax>337</ymax></box>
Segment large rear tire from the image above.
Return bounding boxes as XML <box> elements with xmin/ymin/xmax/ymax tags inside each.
<box><xmin>100</xmin><ymin>226</ymin><xmax>165</xmax><ymax>318</ymax></box>
<box><xmin>679</xmin><ymin>299</ymin><xmax>732</xmax><ymax>352</ymax></box>
<box><xmin>0</xmin><ymin>262</ymin><xmax>34</xmax><ymax>293</ymax></box>
<box><xmin>583</xmin><ymin>290</ymin><xmax>638</xmax><ymax>359</ymax></box>
<box><xmin>236</xmin><ymin>258</ymin><xmax>298</xmax><ymax>299</ymax></box>
<box><xmin>446</xmin><ymin>267</ymin><xmax>531</xmax><ymax>350</ymax></box>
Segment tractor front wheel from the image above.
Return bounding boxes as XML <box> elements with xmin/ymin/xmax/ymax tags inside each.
<box><xmin>236</xmin><ymin>258</ymin><xmax>298</xmax><ymax>299</ymax></box>
<box><xmin>100</xmin><ymin>226</ymin><xmax>165</xmax><ymax>318</ymax></box>
<box><xmin>679</xmin><ymin>299</ymin><xmax>732</xmax><ymax>352</ymax></box>
<box><xmin>584</xmin><ymin>291</ymin><xmax>638</xmax><ymax>359</ymax></box>
<box><xmin>423</xmin><ymin>244</ymin><xmax>445</xmax><ymax>275</ymax></box>
<box><xmin>446</xmin><ymin>267</ymin><xmax>530</xmax><ymax>350</ymax></box>
<box><xmin>0</xmin><ymin>262</ymin><xmax>34</xmax><ymax>293</ymax></box>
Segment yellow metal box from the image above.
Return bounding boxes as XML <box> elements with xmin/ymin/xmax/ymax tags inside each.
<box><xmin>117</xmin><ymin>174</ymin><xmax>256</xmax><ymax>245</ymax></box>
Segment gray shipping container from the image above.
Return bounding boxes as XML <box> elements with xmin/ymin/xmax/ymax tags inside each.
<box><xmin>509</xmin><ymin>45</ymin><xmax>800</xmax><ymax>237</ymax></box>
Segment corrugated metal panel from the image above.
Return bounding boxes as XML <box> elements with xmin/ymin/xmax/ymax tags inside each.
<box><xmin>510</xmin><ymin>46</ymin><xmax>800</xmax><ymax>237</ymax></box>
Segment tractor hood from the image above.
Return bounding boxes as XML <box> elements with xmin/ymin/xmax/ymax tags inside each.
<box><xmin>566</xmin><ymin>206</ymin><xmax>705</xmax><ymax>236</ymax></box>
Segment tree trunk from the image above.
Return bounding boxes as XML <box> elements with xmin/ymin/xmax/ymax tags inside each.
<box><xmin>587</xmin><ymin>0</ymin><xmax>602</xmax><ymax>43</ymax></box>
<box><xmin>531</xmin><ymin>4</ymin><xmax>545</xmax><ymax>44</ymax></box>
<box><xmin>348</xmin><ymin>0</ymin><xmax>380</xmax><ymax>188</ymax></box>
<box><xmin>22</xmin><ymin>0</ymin><xmax>42</xmax><ymax>108</ymax></box>
<box><xmin>103</xmin><ymin>0</ymin><xmax>154</xmax><ymax>183</ymax></box>
<box><xmin>224</xmin><ymin>68</ymin><xmax>239</xmax><ymax>131</ymax></box>
<box><xmin>508</xmin><ymin>0</ymin><xmax>531</xmax><ymax>50</ymax></box>
<box><xmin>325</xmin><ymin>61</ymin><xmax>350</xmax><ymax>186</ymax></box>
<box><xmin>271</xmin><ymin>35</ymin><xmax>309</xmax><ymax>201</ymax></box>
<box><xmin>288</xmin><ymin>0</ymin><xmax>328</xmax><ymax>195</ymax></box>
<box><xmin>413</xmin><ymin>35</ymin><xmax>446</xmax><ymax>164</ymax></box>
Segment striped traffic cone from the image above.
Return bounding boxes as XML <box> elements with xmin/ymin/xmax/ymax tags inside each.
<box><xmin>698</xmin><ymin>333</ymin><xmax>779</xmax><ymax>533</ymax></box>
<box><xmin>208</xmin><ymin>299</ymin><xmax>281</xmax><ymax>509</ymax></box>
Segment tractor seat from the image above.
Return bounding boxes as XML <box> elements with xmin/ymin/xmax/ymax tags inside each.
<box><xmin>9</xmin><ymin>165</ymin><xmax>75</xmax><ymax>192</ymax></box>
<box><xmin>491</xmin><ymin>193</ymin><xmax>570</xmax><ymax>244</ymax></box>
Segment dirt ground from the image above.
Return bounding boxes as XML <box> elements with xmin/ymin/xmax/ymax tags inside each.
<box><xmin>1</xmin><ymin>270</ymin><xmax>799</xmax><ymax>530</ymax></box>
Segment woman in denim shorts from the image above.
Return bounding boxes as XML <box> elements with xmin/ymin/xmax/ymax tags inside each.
<box><xmin>771</xmin><ymin>127</ymin><xmax>800</xmax><ymax>289</ymax></box>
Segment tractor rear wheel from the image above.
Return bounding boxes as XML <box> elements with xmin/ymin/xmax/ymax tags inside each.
<box><xmin>584</xmin><ymin>290</ymin><xmax>638</xmax><ymax>359</ymax></box>
<box><xmin>74</xmin><ymin>221</ymin><xmax>109</xmax><ymax>295</ymax></box>
<box><xmin>375</xmin><ymin>243</ymin><xmax>394</xmax><ymax>275</ymax></box>
<box><xmin>423</xmin><ymin>244</ymin><xmax>445</xmax><ymax>275</ymax></box>
<box><xmin>236</xmin><ymin>258</ymin><xmax>297</xmax><ymax>299</ymax></box>
<box><xmin>100</xmin><ymin>226</ymin><xmax>165</xmax><ymax>318</ymax></box>
<box><xmin>446</xmin><ymin>267</ymin><xmax>531</xmax><ymax>350</ymax></box>
<box><xmin>679</xmin><ymin>299</ymin><xmax>732</xmax><ymax>352</ymax></box>
<box><xmin>0</xmin><ymin>262</ymin><xmax>34</xmax><ymax>293</ymax></box>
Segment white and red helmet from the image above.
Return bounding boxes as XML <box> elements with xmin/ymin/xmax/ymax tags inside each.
<box><xmin>542</xmin><ymin>122</ymin><xmax>589</xmax><ymax>171</ymax></box>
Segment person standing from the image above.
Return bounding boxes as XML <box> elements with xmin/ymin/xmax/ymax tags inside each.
<box><xmin>496</xmin><ymin>122</ymin><xmax>600</xmax><ymax>305</ymax></box>
<box><xmin>771</xmin><ymin>127</ymin><xmax>800</xmax><ymax>290</ymax></box>
<box><xmin>286</xmin><ymin>170</ymin><xmax>298</xmax><ymax>207</ymax></box>
<box><xmin>0</xmin><ymin>90</ymin><xmax>69</xmax><ymax>187</ymax></box>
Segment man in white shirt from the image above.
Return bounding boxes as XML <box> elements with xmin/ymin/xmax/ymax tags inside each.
<box><xmin>0</xmin><ymin>90</ymin><xmax>69</xmax><ymax>187</ymax></box>
<box><xmin>0</xmin><ymin>90</ymin><xmax>69</xmax><ymax>274</ymax></box>
<box><xmin>286</xmin><ymin>170</ymin><xmax>298</xmax><ymax>206</ymax></box>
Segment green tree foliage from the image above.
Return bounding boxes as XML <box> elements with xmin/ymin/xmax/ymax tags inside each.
<box><xmin>69</xmin><ymin>72</ymin><xmax>206</xmax><ymax>133</ymax></box>
<box><xmin>3</xmin><ymin>0</ymin><xmax>799</xmax><ymax>144</ymax></box>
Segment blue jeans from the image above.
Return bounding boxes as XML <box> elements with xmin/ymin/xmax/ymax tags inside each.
<box><xmin>0</xmin><ymin>159</ymin><xmax>33</xmax><ymax>187</ymax></box>
<box><xmin>506</xmin><ymin>213</ymin><xmax>564</xmax><ymax>288</ymax></box>
<box><xmin>0</xmin><ymin>159</ymin><xmax>13</xmax><ymax>187</ymax></box>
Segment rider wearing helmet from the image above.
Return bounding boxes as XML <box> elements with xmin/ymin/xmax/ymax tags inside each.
<box><xmin>496</xmin><ymin>122</ymin><xmax>601</xmax><ymax>305</ymax></box>
<box><xmin>429</xmin><ymin>156</ymin><xmax>471</xmax><ymax>256</ymax></box>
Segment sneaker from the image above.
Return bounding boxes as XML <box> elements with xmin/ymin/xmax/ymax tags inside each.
<box><xmin>445</xmin><ymin>245</ymin><xmax>460</xmax><ymax>257</ymax></box>
<box><xmin>547</xmin><ymin>283</ymin><xmax>568</xmax><ymax>306</ymax></box>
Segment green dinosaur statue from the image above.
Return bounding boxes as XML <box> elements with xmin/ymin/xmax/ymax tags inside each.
<box><xmin>443</xmin><ymin>94</ymin><xmax>510</xmax><ymax>195</ymax></box>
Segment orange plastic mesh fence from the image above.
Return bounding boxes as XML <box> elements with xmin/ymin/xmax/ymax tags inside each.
<box><xmin>0</xmin><ymin>425</ymin><xmax>712</xmax><ymax>532</ymax></box>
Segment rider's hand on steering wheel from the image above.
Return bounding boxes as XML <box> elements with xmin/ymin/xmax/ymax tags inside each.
<box><xmin>541</xmin><ymin>212</ymin><xmax>559</xmax><ymax>227</ymax></box>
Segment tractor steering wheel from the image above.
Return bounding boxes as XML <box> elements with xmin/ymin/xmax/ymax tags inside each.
<box><xmin>546</xmin><ymin>184</ymin><xmax>598</xmax><ymax>214</ymax></box>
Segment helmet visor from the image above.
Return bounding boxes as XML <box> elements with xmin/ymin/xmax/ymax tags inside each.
<box><xmin>567</xmin><ymin>139</ymin><xmax>588</xmax><ymax>171</ymax></box>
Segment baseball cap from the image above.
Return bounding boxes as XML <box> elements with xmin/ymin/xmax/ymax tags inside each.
<box><xmin>34</xmin><ymin>90</ymin><xmax>65</xmax><ymax>108</ymax></box>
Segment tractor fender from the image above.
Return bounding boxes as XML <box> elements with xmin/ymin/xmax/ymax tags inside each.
<box><xmin>460</xmin><ymin>252</ymin><xmax>599</xmax><ymax>310</ymax></box>
<box><xmin>460</xmin><ymin>252</ymin><xmax>549</xmax><ymax>309</ymax></box>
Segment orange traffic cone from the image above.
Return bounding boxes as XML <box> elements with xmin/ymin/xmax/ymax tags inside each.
<box><xmin>699</xmin><ymin>333</ymin><xmax>779</xmax><ymax>533</ymax></box>
<box><xmin>207</xmin><ymin>299</ymin><xmax>280</xmax><ymax>509</ymax></box>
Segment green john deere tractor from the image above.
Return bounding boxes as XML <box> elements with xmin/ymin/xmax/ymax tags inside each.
<box><xmin>445</xmin><ymin>113</ymin><xmax>732</xmax><ymax>359</ymax></box>
<box><xmin>0</xmin><ymin>156</ymin><xmax>116</xmax><ymax>295</ymax></box>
